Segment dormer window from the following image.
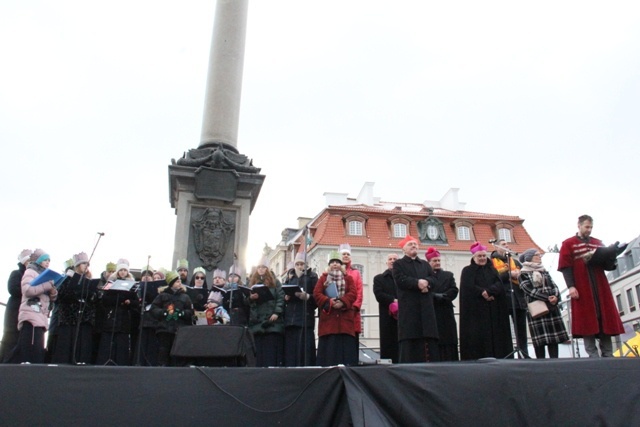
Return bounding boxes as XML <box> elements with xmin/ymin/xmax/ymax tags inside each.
<box><xmin>457</xmin><ymin>226</ymin><xmax>471</xmax><ymax>240</ymax></box>
<box><xmin>343</xmin><ymin>213</ymin><xmax>368</xmax><ymax>237</ymax></box>
<box><xmin>496</xmin><ymin>222</ymin><xmax>515</xmax><ymax>243</ymax></box>
<box><xmin>349</xmin><ymin>220</ymin><xmax>363</xmax><ymax>236</ymax></box>
<box><xmin>393</xmin><ymin>223</ymin><xmax>407</xmax><ymax>238</ymax></box>
<box><xmin>388</xmin><ymin>215</ymin><xmax>411</xmax><ymax>240</ymax></box>
<box><xmin>498</xmin><ymin>228</ymin><xmax>512</xmax><ymax>243</ymax></box>
<box><xmin>452</xmin><ymin>219</ymin><xmax>475</xmax><ymax>241</ymax></box>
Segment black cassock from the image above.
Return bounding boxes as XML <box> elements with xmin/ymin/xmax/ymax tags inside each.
<box><xmin>372</xmin><ymin>269</ymin><xmax>398</xmax><ymax>363</ymax></box>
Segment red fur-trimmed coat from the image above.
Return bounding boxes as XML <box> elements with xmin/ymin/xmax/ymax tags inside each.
<box><xmin>313</xmin><ymin>271</ymin><xmax>357</xmax><ymax>337</ymax></box>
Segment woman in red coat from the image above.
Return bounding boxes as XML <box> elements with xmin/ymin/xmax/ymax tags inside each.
<box><xmin>313</xmin><ymin>251</ymin><xmax>358</xmax><ymax>366</ymax></box>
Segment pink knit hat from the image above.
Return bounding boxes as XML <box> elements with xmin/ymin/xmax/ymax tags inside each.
<box><xmin>425</xmin><ymin>247</ymin><xmax>441</xmax><ymax>261</ymax></box>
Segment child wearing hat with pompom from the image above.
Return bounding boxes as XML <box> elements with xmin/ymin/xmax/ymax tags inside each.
<box><xmin>151</xmin><ymin>271</ymin><xmax>194</xmax><ymax>366</ymax></box>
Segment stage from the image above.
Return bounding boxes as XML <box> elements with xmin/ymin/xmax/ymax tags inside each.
<box><xmin>1</xmin><ymin>358</ymin><xmax>639</xmax><ymax>426</ymax></box>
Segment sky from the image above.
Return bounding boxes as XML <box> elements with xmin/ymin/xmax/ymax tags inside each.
<box><xmin>1</xmin><ymin>0</ymin><xmax>640</xmax><ymax>305</ymax></box>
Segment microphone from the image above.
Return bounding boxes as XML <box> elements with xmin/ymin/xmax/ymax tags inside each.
<box><xmin>97</xmin><ymin>232</ymin><xmax>105</xmax><ymax>236</ymax></box>
<box><xmin>488</xmin><ymin>239</ymin><xmax>497</xmax><ymax>244</ymax></box>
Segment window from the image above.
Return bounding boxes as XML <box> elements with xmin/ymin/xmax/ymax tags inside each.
<box><xmin>495</xmin><ymin>222</ymin><xmax>515</xmax><ymax>244</ymax></box>
<box><xmin>616</xmin><ymin>294</ymin><xmax>625</xmax><ymax>316</ymax></box>
<box><xmin>352</xmin><ymin>263</ymin><xmax>364</xmax><ymax>278</ymax></box>
<box><xmin>344</xmin><ymin>213</ymin><xmax>368</xmax><ymax>237</ymax></box>
<box><xmin>348</xmin><ymin>220</ymin><xmax>363</xmax><ymax>236</ymax></box>
<box><xmin>636</xmin><ymin>285</ymin><xmax>640</xmax><ymax>308</ymax></box>
<box><xmin>457</xmin><ymin>226</ymin><xmax>471</xmax><ymax>241</ymax></box>
<box><xmin>498</xmin><ymin>228</ymin><xmax>512</xmax><ymax>243</ymax></box>
<box><xmin>452</xmin><ymin>219</ymin><xmax>474</xmax><ymax>242</ymax></box>
<box><xmin>627</xmin><ymin>288</ymin><xmax>636</xmax><ymax>312</ymax></box>
<box><xmin>393</xmin><ymin>223</ymin><xmax>407</xmax><ymax>238</ymax></box>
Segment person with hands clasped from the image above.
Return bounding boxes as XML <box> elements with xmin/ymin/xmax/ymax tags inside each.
<box><xmin>313</xmin><ymin>250</ymin><xmax>358</xmax><ymax>366</ymax></box>
<box><xmin>151</xmin><ymin>271</ymin><xmax>193</xmax><ymax>366</ymax></box>
<box><xmin>459</xmin><ymin>242</ymin><xmax>512</xmax><ymax>360</ymax></box>
<box><xmin>392</xmin><ymin>236</ymin><xmax>440</xmax><ymax>363</ymax></box>
<box><xmin>426</xmin><ymin>247</ymin><xmax>460</xmax><ymax>361</ymax></box>
<box><xmin>518</xmin><ymin>249</ymin><xmax>568</xmax><ymax>359</ymax></box>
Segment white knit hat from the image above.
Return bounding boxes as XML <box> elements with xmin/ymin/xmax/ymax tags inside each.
<box><xmin>116</xmin><ymin>258</ymin><xmax>130</xmax><ymax>273</ymax></box>
<box><xmin>73</xmin><ymin>252</ymin><xmax>89</xmax><ymax>267</ymax></box>
<box><xmin>18</xmin><ymin>249</ymin><xmax>33</xmax><ymax>264</ymax></box>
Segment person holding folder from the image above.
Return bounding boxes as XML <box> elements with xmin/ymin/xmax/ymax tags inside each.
<box><xmin>248</xmin><ymin>258</ymin><xmax>285</xmax><ymax>367</ymax></box>
<box><xmin>313</xmin><ymin>250</ymin><xmax>358</xmax><ymax>366</ymax></box>
<box><xmin>12</xmin><ymin>249</ymin><xmax>58</xmax><ymax>363</ymax></box>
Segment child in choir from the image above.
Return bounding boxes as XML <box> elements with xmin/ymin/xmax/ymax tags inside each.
<box><xmin>151</xmin><ymin>271</ymin><xmax>193</xmax><ymax>366</ymax></box>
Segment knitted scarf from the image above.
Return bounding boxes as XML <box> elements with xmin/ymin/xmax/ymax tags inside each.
<box><xmin>521</xmin><ymin>261</ymin><xmax>546</xmax><ymax>288</ymax></box>
<box><xmin>327</xmin><ymin>269</ymin><xmax>346</xmax><ymax>298</ymax></box>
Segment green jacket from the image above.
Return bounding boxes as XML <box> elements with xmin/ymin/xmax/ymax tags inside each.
<box><xmin>249</xmin><ymin>282</ymin><xmax>285</xmax><ymax>335</ymax></box>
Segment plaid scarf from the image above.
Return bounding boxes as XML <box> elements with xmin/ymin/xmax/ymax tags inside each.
<box><xmin>327</xmin><ymin>269</ymin><xmax>346</xmax><ymax>298</ymax></box>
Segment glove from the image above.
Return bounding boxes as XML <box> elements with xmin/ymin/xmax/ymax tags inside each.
<box><xmin>433</xmin><ymin>293</ymin><xmax>445</xmax><ymax>301</ymax></box>
<box><xmin>615</xmin><ymin>241</ymin><xmax>628</xmax><ymax>255</ymax></box>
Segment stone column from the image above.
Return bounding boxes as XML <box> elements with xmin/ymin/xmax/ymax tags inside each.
<box><xmin>169</xmin><ymin>0</ymin><xmax>263</xmax><ymax>280</ymax></box>
<box><xmin>200</xmin><ymin>0</ymin><xmax>249</xmax><ymax>152</ymax></box>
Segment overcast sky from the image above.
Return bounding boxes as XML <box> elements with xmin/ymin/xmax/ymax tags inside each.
<box><xmin>1</xmin><ymin>0</ymin><xmax>639</xmax><ymax>304</ymax></box>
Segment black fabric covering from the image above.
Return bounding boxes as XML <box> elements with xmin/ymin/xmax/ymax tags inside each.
<box><xmin>170</xmin><ymin>325</ymin><xmax>256</xmax><ymax>367</ymax></box>
<box><xmin>1</xmin><ymin>359</ymin><xmax>639</xmax><ymax>426</ymax></box>
<box><xmin>0</xmin><ymin>365</ymin><xmax>349</xmax><ymax>427</ymax></box>
<box><xmin>341</xmin><ymin>358</ymin><xmax>640</xmax><ymax>427</ymax></box>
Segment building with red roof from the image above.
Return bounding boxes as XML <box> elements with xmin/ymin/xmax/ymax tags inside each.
<box><xmin>268</xmin><ymin>182</ymin><xmax>542</xmax><ymax>351</ymax></box>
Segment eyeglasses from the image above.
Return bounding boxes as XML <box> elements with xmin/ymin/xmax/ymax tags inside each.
<box><xmin>195</xmin><ymin>276</ymin><xmax>205</xmax><ymax>280</ymax></box>
<box><xmin>534</xmin><ymin>253</ymin><xmax>543</xmax><ymax>257</ymax></box>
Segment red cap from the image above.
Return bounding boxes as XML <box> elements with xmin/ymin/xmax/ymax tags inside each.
<box><xmin>398</xmin><ymin>235</ymin><xmax>418</xmax><ymax>248</ymax></box>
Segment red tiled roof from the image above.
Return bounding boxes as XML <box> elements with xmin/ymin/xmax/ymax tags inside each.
<box><xmin>307</xmin><ymin>204</ymin><xmax>541</xmax><ymax>253</ymax></box>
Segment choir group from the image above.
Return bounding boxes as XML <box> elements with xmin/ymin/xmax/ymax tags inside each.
<box><xmin>0</xmin><ymin>243</ymin><xmax>365</xmax><ymax>368</ymax></box>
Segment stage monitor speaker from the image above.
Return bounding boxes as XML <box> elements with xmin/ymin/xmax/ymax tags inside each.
<box><xmin>171</xmin><ymin>325</ymin><xmax>256</xmax><ymax>367</ymax></box>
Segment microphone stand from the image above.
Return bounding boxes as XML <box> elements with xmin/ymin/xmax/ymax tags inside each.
<box><xmin>103</xmin><ymin>291</ymin><xmax>120</xmax><ymax>366</ymax></box>
<box><xmin>492</xmin><ymin>244</ymin><xmax>529</xmax><ymax>359</ymax></box>
<box><xmin>72</xmin><ymin>232</ymin><xmax>104</xmax><ymax>365</ymax></box>
<box><xmin>135</xmin><ymin>255</ymin><xmax>151</xmax><ymax>366</ymax></box>
<box><xmin>301</xmin><ymin>226</ymin><xmax>309</xmax><ymax>366</ymax></box>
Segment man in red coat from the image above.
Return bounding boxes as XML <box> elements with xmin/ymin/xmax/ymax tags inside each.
<box><xmin>558</xmin><ymin>215</ymin><xmax>624</xmax><ymax>357</ymax></box>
